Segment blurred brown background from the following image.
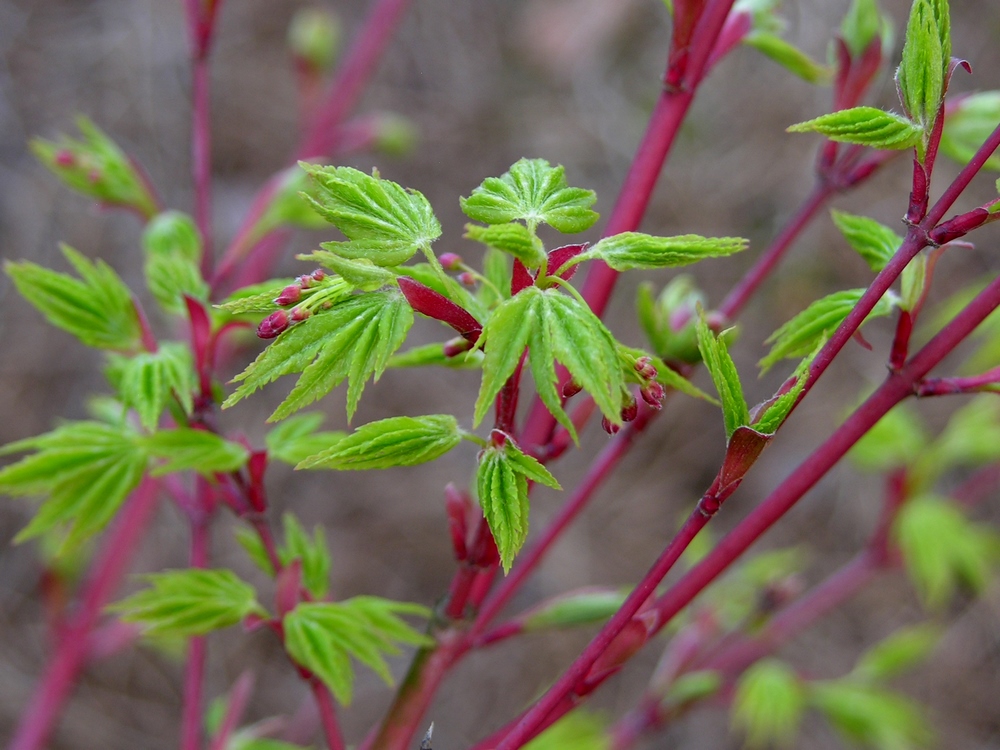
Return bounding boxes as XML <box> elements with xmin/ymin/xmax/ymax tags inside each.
<box><xmin>2</xmin><ymin>0</ymin><xmax>1000</xmax><ymax>748</ymax></box>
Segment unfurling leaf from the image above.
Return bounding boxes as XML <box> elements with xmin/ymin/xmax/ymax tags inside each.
<box><xmin>840</xmin><ymin>0</ymin><xmax>885</xmax><ymax>58</ymax></box>
<box><xmin>5</xmin><ymin>245</ymin><xmax>143</xmax><ymax>352</ymax></box>
<box><xmin>460</xmin><ymin>158</ymin><xmax>598</xmax><ymax>233</ymax></box>
<box><xmin>224</xmin><ymin>290</ymin><xmax>413</xmax><ymax>421</ymax></box>
<box><xmin>142</xmin><ymin>211</ymin><xmax>209</xmax><ymax>314</ymax></box>
<box><xmin>521</xmin><ymin>587</ymin><xmax>628</xmax><ymax>631</ymax></box>
<box><xmin>0</xmin><ymin>421</ymin><xmax>147</xmax><ymax>549</ymax></box>
<box><xmin>110</xmin><ymin>569</ymin><xmax>262</xmax><ymax>636</ymax></box>
<box><xmin>265</xmin><ymin>413</ymin><xmax>347</xmax><ymax>466</ymax></box>
<box><xmin>831</xmin><ymin>210</ymin><xmax>903</xmax><ymax>272</ymax></box>
<box><xmin>301</xmin><ymin>251</ymin><xmax>395</xmax><ymax>291</ymax></box>
<box><xmin>732</xmin><ymin>660</ymin><xmax>804</xmax><ymax>748</ymax></box>
<box><xmin>576</xmin><ymin>232</ymin><xmax>747</xmax><ymax>272</ymax></box>
<box><xmin>114</xmin><ymin>342</ymin><xmax>196</xmax><ymax>430</ymax></box>
<box><xmin>296</xmin><ymin>415</ymin><xmax>462</xmax><ymax>470</ymax></box>
<box><xmin>787</xmin><ymin>107</ymin><xmax>922</xmax><ymax>150</ymax></box>
<box><xmin>142</xmin><ymin>429</ymin><xmax>249</xmax><ymax>476</ymax></box>
<box><xmin>696</xmin><ymin>314</ymin><xmax>749</xmax><ymax>439</ymax></box>
<box><xmin>744</xmin><ymin>32</ymin><xmax>831</xmax><ymax>84</ymax></box>
<box><xmin>280</xmin><ymin>513</ymin><xmax>332</xmax><ymax>599</ymax></box>
<box><xmin>283</xmin><ymin>598</ymin><xmax>431</xmax><ymax>705</ymax></box>
<box><xmin>896</xmin><ymin>0</ymin><xmax>950</xmax><ymax>132</ymax></box>
<box><xmin>464</xmin><ymin>222</ymin><xmax>546</xmax><ymax>267</ymax></box>
<box><xmin>521</xmin><ymin>711</ymin><xmax>609</xmax><ymax>750</ymax></box>
<box><xmin>941</xmin><ymin>91</ymin><xmax>1000</xmax><ymax>172</ymax></box>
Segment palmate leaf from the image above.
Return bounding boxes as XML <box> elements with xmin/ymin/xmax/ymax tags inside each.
<box><xmin>224</xmin><ymin>290</ymin><xmax>413</xmax><ymax>421</ymax></box>
<box><xmin>299</xmin><ymin>163</ymin><xmax>440</xmax><ymax>266</ymax></box>
<box><xmin>265</xmin><ymin>413</ymin><xmax>346</xmax><ymax>467</ymax></box>
<box><xmin>460</xmin><ymin>158</ymin><xmax>598</xmax><ymax>233</ymax></box>
<box><xmin>474</xmin><ymin>286</ymin><xmax>623</xmax><ymax>442</ymax></box>
<box><xmin>0</xmin><ymin>421</ymin><xmax>147</xmax><ymax>549</ymax></box>
<box><xmin>695</xmin><ymin>315</ymin><xmax>749</xmax><ymax>439</ymax></box>
<box><xmin>296</xmin><ymin>415</ymin><xmax>462</xmax><ymax>470</ymax></box>
<box><xmin>831</xmin><ymin>210</ymin><xmax>903</xmax><ymax>272</ymax></box>
<box><xmin>5</xmin><ymin>245</ymin><xmax>142</xmax><ymax>351</ymax></box>
<box><xmin>787</xmin><ymin>107</ymin><xmax>922</xmax><ymax>150</ymax></box>
<box><xmin>110</xmin><ymin>568</ymin><xmax>263</xmax><ymax>637</ymax></box>
<box><xmin>142</xmin><ymin>429</ymin><xmax>249</xmax><ymax>476</ymax></box>
<box><xmin>283</xmin><ymin>597</ymin><xmax>431</xmax><ymax>705</ymax></box>
<box><xmin>281</xmin><ymin>513</ymin><xmax>332</xmax><ymax>599</ymax></box>
<box><xmin>142</xmin><ymin>211</ymin><xmax>208</xmax><ymax>315</ymax></box>
<box><xmin>575</xmin><ymin>232</ymin><xmax>747</xmax><ymax>271</ymax></box>
<box><xmin>477</xmin><ymin>440</ymin><xmax>560</xmax><ymax>573</ymax></box>
<box><xmin>115</xmin><ymin>342</ymin><xmax>196</xmax><ymax>430</ymax></box>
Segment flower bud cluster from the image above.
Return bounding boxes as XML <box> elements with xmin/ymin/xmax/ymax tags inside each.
<box><xmin>255</xmin><ymin>269</ymin><xmax>332</xmax><ymax>339</ymax></box>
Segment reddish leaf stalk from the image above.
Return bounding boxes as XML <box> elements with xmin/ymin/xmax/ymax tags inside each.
<box><xmin>310</xmin><ymin>678</ymin><xmax>347</xmax><ymax>750</ymax></box>
<box><xmin>9</xmin><ymin>479</ymin><xmax>160</xmax><ymax>750</ymax></box>
<box><xmin>181</xmin><ymin>498</ymin><xmax>212</xmax><ymax>750</ymax></box>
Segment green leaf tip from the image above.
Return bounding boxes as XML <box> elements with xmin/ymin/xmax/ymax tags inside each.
<box><xmin>787</xmin><ymin>106</ymin><xmax>922</xmax><ymax>150</ymax></box>
<box><xmin>830</xmin><ymin>210</ymin><xmax>903</xmax><ymax>272</ymax></box>
<box><xmin>695</xmin><ymin>313</ymin><xmax>749</xmax><ymax>439</ymax></box>
<box><xmin>464</xmin><ymin>222</ymin><xmax>546</xmax><ymax>268</ymax></box>
<box><xmin>580</xmin><ymin>232</ymin><xmax>747</xmax><ymax>272</ymax></box>
<box><xmin>141</xmin><ymin>428</ymin><xmax>249</xmax><ymax>476</ymax></box>
<box><xmin>897</xmin><ymin>0</ymin><xmax>950</xmax><ymax>135</ymax></box>
<box><xmin>744</xmin><ymin>31</ymin><xmax>831</xmax><ymax>84</ymax></box>
<box><xmin>113</xmin><ymin>342</ymin><xmax>196</xmax><ymax>431</ymax></box>
<box><xmin>732</xmin><ymin>660</ymin><xmax>804</xmax><ymax>748</ymax></box>
<box><xmin>142</xmin><ymin>211</ymin><xmax>208</xmax><ymax>315</ymax></box>
<box><xmin>460</xmin><ymin>158</ymin><xmax>598</xmax><ymax>234</ymax></box>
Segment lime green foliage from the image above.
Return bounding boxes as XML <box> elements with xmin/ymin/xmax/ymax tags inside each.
<box><xmin>29</xmin><ymin>116</ymin><xmax>158</xmax><ymax>217</ymax></box>
<box><xmin>522</xmin><ymin>711</ymin><xmax>609</xmax><ymax>750</ymax></box>
<box><xmin>831</xmin><ymin>210</ymin><xmax>903</xmax><ymax>272</ymax></box>
<box><xmin>477</xmin><ymin>440</ymin><xmax>560</xmax><ymax>573</ymax></box>
<box><xmin>637</xmin><ymin>276</ymin><xmax>704</xmax><ymax>364</ymax></box>
<box><xmin>744</xmin><ymin>32</ymin><xmax>830</xmax><ymax>84</ymax></box>
<box><xmin>894</xmin><ymin>494</ymin><xmax>999</xmax><ymax>608</ymax></box>
<box><xmin>850</xmin><ymin>403</ymin><xmax>928</xmax><ymax>472</ymax></box>
<box><xmin>465</xmin><ymin>222</ymin><xmax>546</xmax><ymax>268</ymax></box>
<box><xmin>301</xmin><ymin>251</ymin><xmax>396</xmax><ymax>291</ymax></box>
<box><xmin>810</xmin><ymin>681</ymin><xmax>933</xmax><ymax>750</ymax></box>
<box><xmin>940</xmin><ymin>92</ymin><xmax>1000</xmax><ymax>171</ymax></box>
<box><xmin>143</xmin><ymin>211</ymin><xmax>209</xmax><ymax>314</ymax></box>
<box><xmin>788</xmin><ymin>107</ymin><xmax>922</xmax><ymax>150</ymax></box>
<box><xmin>575</xmin><ymin>232</ymin><xmax>747</xmax><ymax>272</ymax></box>
<box><xmin>841</xmin><ymin>0</ymin><xmax>885</xmax><ymax>57</ymax></box>
<box><xmin>265</xmin><ymin>413</ymin><xmax>347</xmax><ymax>467</ymax></box>
<box><xmin>732</xmin><ymin>660</ymin><xmax>805</xmax><ymax>748</ymax></box>
<box><xmin>282</xmin><ymin>597</ymin><xmax>432</xmax><ymax>704</ymax></box>
<box><xmin>224</xmin><ymin>290</ymin><xmax>413</xmax><ymax>421</ymax></box>
<box><xmin>141</xmin><ymin>429</ymin><xmax>249</xmax><ymax>476</ymax></box>
<box><xmin>110</xmin><ymin>343</ymin><xmax>196</xmax><ymax>430</ymax></box>
<box><xmin>521</xmin><ymin>588</ymin><xmax>628</xmax><ymax>631</ymax></box>
<box><xmin>851</xmin><ymin>625</ymin><xmax>940</xmax><ymax>683</ymax></box>
<box><xmin>663</xmin><ymin>671</ymin><xmax>723</xmax><ymax>710</ymax></box>
<box><xmin>460</xmin><ymin>158</ymin><xmax>598</xmax><ymax>234</ymax></box>
<box><xmin>474</xmin><ymin>286</ymin><xmax>624</xmax><ymax>442</ymax></box>
<box><xmin>111</xmin><ymin>569</ymin><xmax>263</xmax><ymax>637</ymax></box>
<box><xmin>897</xmin><ymin>0</ymin><xmax>950</xmax><ymax>134</ymax></box>
<box><xmin>0</xmin><ymin>421</ymin><xmax>147</xmax><ymax>550</ymax></box>
<box><xmin>702</xmin><ymin>547</ymin><xmax>806</xmax><ymax>627</ymax></box>
<box><xmin>235</xmin><ymin>514</ymin><xmax>332</xmax><ymax>598</ymax></box>
<box><xmin>5</xmin><ymin>245</ymin><xmax>142</xmax><ymax>352</ymax></box>
<box><xmin>295</xmin><ymin>415</ymin><xmax>462</xmax><ymax>470</ymax></box>
<box><xmin>696</xmin><ymin>315</ymin><xmax>749</xmax><ymax>439</ymax></box>
<box><xmin>288</xmin><ymin>7</ymin><xmax>341</xmax><ymax>72</ymax></box>
<box><xmin>300</xmin><ymin>163</ymin><xmax>441</xmax><ymax>267</ymax></box>
<box><xmin>931</xmin><ymin>396</ymin><xmax>1000</xmax><ymax>469</ymax></box>
<box><xmin>760</xmin><ymin>289</ymin><xmax>893</xmax><ymax>372</ymax></box>
<box><xmin>387</xmin><ymin>342</ymin><xmax>483</xmax><ymax>370</ymax></box>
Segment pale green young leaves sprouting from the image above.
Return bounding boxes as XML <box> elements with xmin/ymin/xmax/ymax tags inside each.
<box><xmin>113</xmin><ymin>342</ymin><xmax>196</xmax><ymax>430</ymax></box>
<box><xmin>141</xmin><ymin>429</ymin><xmax>249</xmax><ymax>476</ymax></box>
<box><xmin>940</xmin><ymin>91</ymin><xmax>1000</xmax><ymax>171</ymax></box>
<box><xmin>5</xmin><ymin>245</ymin><xmax>142</xmax><ymax>352</ymax></box>
<box><xmin>830</xmin><ymin>210</ymin><xmax>903</xmax><ymax>272</ymax></box>
<box><xmin>851</xmin><ymin>625</ymin><xmax>940</xmax><ymax>683</ymax></box>
<box><xmin>477</xmin><ymin>440</ymin><xmax>561</xmax><ymax>573</ymax></box>
<box><xmin>464</xmin><ymin>222</ymin><xmax>546</xmax><ymax>268</ymax></box>
<box><xmin>695</xmin><ymin>315</ymin><xmax>749</xmax><ymax>439</ymax></box>
<box><xmin>283</xmin><ymin>597</ymin><xmax>432</xmax><ymax>705</ymax></box>
<box><xmin>0</xmin><ymin>421</ymin><xmax>147</xmax><ymax>550</ymax></box>
<box><xmin>841</xmin><ymin>0</ymin><xmax>885</xmax><ymax>58</ymax></box>
<box><xmin>521</xmin><ymin>711</ymin><xmax>610</xmax><ymax>750</ymax></box>
<box><xmin>265</xmin><ymin>413</ymin><xmax>346</xmax><ymax>466</ymax></box>
<box><xmin>296</xmin><ymin>415</ymin><xmax>462</xmax><ymax>470</ymax></box>
<box><xmin>110</xmin><ymin>569</ymin><xmax>263</xmax><ymax>637</ymax></box>
<box><xmin>897</xmin><ymin>0</ymin><xmax>950</xmax><ymax>132</ymax></box>
<box><xmin>142</xmin><ymin>211</ymin><xmax>209</xmax><ymax>314</ymax></box>
<box><xmin>234</xmin><ymin>512</ymin><xmax>332</xmax><ymax>599</ymax></box>
<box><xmin>473</xmin><ymin>286</ymin><xmax>624</xmax><ymax>442</ymax></box>
<box><xmin>224</xmin><ymin>290</ymin><xmax>413</xmax><ymax>421</ymax></box>
<box><xmin>744</xmin><ymin>32</ymin><xmax>831</xmax><ymax>84</ymax></box>
<box><xmin>787</xmin><ymin>107</ymin><xmax>922</xmax><ymax>150</ymax></box>
<box><xmin>731</xmin><ymin>660</ymin><xmax>805</xmax><ymax>748</ymax></box>
<box><xmin>849</xmin><ymin>403</ymin><xmax>928</xmax><ymax>472</ymax></box>
<box><xmin>574</xmin><ymin>232</ymin><xmax>747</xmax><ymax>272</ymax></box>
<box><xmin>299</xmin><ymin>163</ymin><xmax>440</xmax><ymax>267</ymax></box>
<box><xmin>460</xmin><ymin>158</ymin><xmax>599</xmax><ymax>234</ymax></box>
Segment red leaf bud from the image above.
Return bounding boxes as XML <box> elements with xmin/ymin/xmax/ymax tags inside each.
<box><xmin>439</xmin><ymin>252</ymin><xmax>463</xmax><ymax>270</ymax></box>
<box><xmin>601</xmin><ymin>416</ymin><xmax>620</xmax><ymax>435</ymax></box>
<box><xmin>458</xmin><ymin>272</ymin><xmax>476</xmax><ymax>287</ymax></box>
<box><xmin>634</xmin><ymin>356</ymin><xmax>658</xmax><ymax>380</ymax></box>
<box><xmin>561</xmin><ymin>379</ymin><xmax>583</xmax><ymax>399</ymax></box>
<box><xmin>310</xmin><ymin>268</ymin><xmax>326</xmax><ymax>281</ymax></box>
<box><xmin>275</xmin><ymin>284</ymin><xmax>302</xmax><ymax>306</ymax></box>
<box><xmin>290</xmin><ymin>306</ymin><xmax>312</xmax><ymax>322</ymax></box>
<box><xmin>640</xmin><ymin>382</ymin><xmax>666</xmax><ymax>409</ymax></box>
<box><xmin>257</xmin><ymin>310</ymin><xmax>290</xmax><ymax>339</ymax></box>
<box><xmin>54</xmin><ymin>149</ymin><xmax>76</xmax><ymax>167</ymax></box>
<box><xmin>621</xmin><ymin>396</ymin><xmax>638</xmax><ymax>423</ymax></box>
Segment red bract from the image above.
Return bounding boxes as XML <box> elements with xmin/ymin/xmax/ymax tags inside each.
<box><xmin>397</xmin><ymin>276</ymin><xmax>482</xmax><ymax>342</ymax></box>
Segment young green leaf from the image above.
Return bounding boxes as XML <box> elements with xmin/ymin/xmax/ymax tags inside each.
<box><xmin>696</xmin><ymin>314</ymin><xmax>749</xmax><ymax>439</ymax></box>
<box><xmin>246</xmin><ymin>165</ymin><xmax>329</xmax><ymax>247</ymax></box>
<box><xmin>940</xmin><ymin>91</ymin><xmax>1000</xmax><ymax>171</ymax></box>
<box><xmin>929</xmin><ymin>394</ymin><xmax>1000</xmax><ymax>471</ymax></box>
<box><xmin>752</xmin><ymin>343</ymin><xmax>819</xmax><ymax>435</ymax></box>
<box><xmin>29</xmin><ymin>116</ymin><xmax>158</xmax><ymax>218</ymax></box>
<box><xmin>896</xmin><ymin>0</ymin><xmax>950</xmax><ymax>132</ymax></box>
<box><xmin>760</xmin><ymin>289</ymin><xmax>893</xmax><ymax>372</ymax></box>
<box><xmin>216</xmin><ymin>279</ymin><xmax>296</xmax><ymax>316</ymax></box>
<box><xmin>265</xmin><ymin>413</ymin><xmax>347</xmax><ymax>466</ymax></box>
<box><xmin>110</xmin><ymin>569</ymin><xmax>262</xmax><ymax>636</ymax></box>
<box><xmin>0</xmin><ymin>421</ymin><xmax>148</xmax><ymax>549</ymax></box>
<box><xmin>849</xmin><ymin>403</ymin><xmax>928</xmax><ymax>472</ymax></box>
<box><xmin>840</xmin><ymin>0</ymin><xmax>884</xmax><ymax>58</ymax></box>
<box><xmin>5</xmin><ymin>245</ymin><xmax>143</xmax><ymax>352</ymax></box>
<box><xmin>481</xmin><ymin>245</ymin><xmax>512</xmax><ymax>305</ymax></box>
<box><xmin>142</xmin><ymin>429</ymin><xmax>249</xmax><ymax>476</ymax></box>
<box><xmin>810</xmin><ymin>682</ymin><xmax>933</xmax><ymax>750</ymax></box>
<box><xmin>143</xmin><ymin>211</ymin><xmax>209</xmax><ymax>314</ymax></box>
<box><xmin>387</xmin><ymin>342</ymin><xmax>483</xmax><ymax>370</ymax></box>
<box><xmin>224</xmin><ymin>290</ymin><xmax>413</xmax><ymax>421</ymax></box>
<box><xmin>281</xmin><ymin>513</ymin><xmax>331</xmax><ymax>599</ymax></box>
<box><xmin>636</xmin><ymin>277</ymin><xmax>705</xmax><ymax>364</ymax></box>
<box><xmin>731</xmin><ymin>660</ymin><xmax>804</xmax><ymax>748</ymax></box>
<box><xmin>521</xmin><ymin>588</ymin><xmax>628</xmax><ymax>631</ymax></box>
<box><xmin>295</xmin><ymin>414</ymin><xmax>462</xmax><ymax>470</ymax></box>
<box><xmin>477</xmin><ymin>446</ymin><xmax>530</xmax><ymax>574</ymax></box>
<box><xmin>521</xmin><ymin>711</ymin><xmax>609</xmax><ymax>750</ymax></box>
<box><xmin>300</xmin><ymin>251</ymin><xmax>396</xmax><ymax>291</ymax></box>
<box><xmin>115</xmin><ymin>342</ymin><xmax>196</xmax><ymax>430</ymax></box>
<box><xmin>299</xmin><ymin>163</ymin><xmax>440</xmax><ymax>266</ymax></box>
<box><xmin>577</xmin><ymin>232</ymin><xmax>747</xmax><ymax>272</ymax></box>
<box><xmin>464</xmin><ymin>222</ymin><xmax>546</xmax><ymax>268</ymax></box>
<box><xmin>235</xmin><ymin>527</ymin><xmax>277</xmax><ymax>577</ymax></box>
<box><xmin>282</xmin><ymin>597</ymin><xmax>431</xmax><ymax>704</ymax></box>
<box><xmin>787</xmin><ymin>107</ymin><xmax>922</xmax><ymax>150</ymax></box>
<box><xmin>830</xmin><ymin>210</ymin><xmax>903</xmax><ymax>272</ymax></box>
<box><xmin>504</xmin><ymin>439</ymin><xmax>561</xmax><ymax>490</ymax></box>
<box><xmin>744</xmin><ymin>32</ymin><xmax>831</xmax><ymax>83</ymax></box>
<box><xmin>460</xmin><ymin>158</ymin><xmax>598</xmax><ymax>233</ymax></box>
<box><xmin>851</xmin><ymin>624</ymin><xmax>940</xmax><ymax>683</ymax></box>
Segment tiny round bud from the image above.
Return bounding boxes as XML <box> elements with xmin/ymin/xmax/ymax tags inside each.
<box><xmin>640</xmin><ymin>382</ymin><xmax>666</xmax><ymax>409</ymax></box>
<box><xmin>634</xmin><ymin>356</ymin><xmax>658</xmax><ymax>380</ymax></box>
<box><xmin>310</xmin><ymin>268</ymin><xmax>326</xmax><ymax>282</ymax></box>
<box><xmin>439</xmin><ymin>253</ymin><xmax>463</xmax><ymax>271</ymax></box>
<box><xmin>297</xmin><ymin>274</ymin><xmax>313</xmax><ymax>289</ymax></box>
<box><xmin>621</xmin><ymin>397</ymin><xmax>638</xmax><ymax>423</ymax></box>
<box><xmin>601</xmin><ymin>416</ymin><xmax>620</xmax><ymax>435</ymax></box>
<box><xmin>290</xmin><ymin>306</ymin><xmax>312</xmax><ymax>322</ymax></box>
<box><xmin>54</xmin><ymin>149</ymin><xmax>76</xmax><ymax>167</ymax></box>
<box><xmin>458</xmin><ymin>272</ymin><xmax>476</xmax><ymax>287</ymax></box>
<box><xmin>275</xmin><ymin>284</ymin><xmax>302</xmax><ymax>307</ymax></box>
<box><xmin>561</xmin><ymin>379</ymin><xmax>583</xmax><ymax>399</ymax></box>
<box><xmin>87</xmin><ymin>169</ymin><xmax>102</xmax><ymax>184</ymax></box>
<box><xmin>257</xmin><ymin>310</ymin><xmax>290</xmax><ymax>339</ymax></box>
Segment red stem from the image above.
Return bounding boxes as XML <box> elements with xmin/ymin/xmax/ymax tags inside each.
<box><xmin>181</xmin><ymin>510</ymin><xmax>211</xmax><ymax>750</ymax></box>
<box><xmin>192</xmin><ymin>56</ymin><xmax>214</xmax><ymax>276</ymax></box>
<box><xmin>311</xmin><ymin>679</ymin><xmax>346</xmax><ymax>750</ymax></box>
<box><xmin>9</xmin><ymin>479</ymin><xmax>160</xmax><ymax>750</ymax></box>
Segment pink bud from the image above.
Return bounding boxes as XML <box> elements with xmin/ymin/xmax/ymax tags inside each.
<box><xmin>634</xmin><ymin>356</ymin><xmax>658</xmax><ymax>380</ymax></box>
<box><xmin>561</xmin><ymin>379</ymin><xmax>583</xmax><ymax>399</ymax></box>
<box><xmin>601</xmin><ymin>416</ymin><xmax>620</xmax><ymax>435</ymax></box>
<box><xmin>297</xmin><ymin>274</ymin><xmax>313</xmax><ymax>289</ymax></box>
<box><xmin>640</xmin><ymin>382</ymin><xmax>666</xmax><ymax>409</ymax></box>
<box><xmin>87</xmin><ymin>169</ymin><xmax>102</xmax><ymax>184</ymax></box>
<box><xmin>439</xmin><ymin>252</ymin><xmax>463</xmax><ymax>271</ymax></box>
<box><xmin>458</xmin><ymin>272</ymin><xmax>476</xmax><ymax>287</ymax></box>
<box><xmin>257</xmin><ymin>310</ymin><xmax>290</xmax><ymax>339</ymax></box>
<box><xmin>290</xmin><ymin>306</ymin><xmax>311</xmax><ymax>322</ymax></box>
<box><xmin>54</xmin><ymin>149</ymin><xmax>76</xmax><ymax>167</ymax></box>
<box><xmin>621</xmin><ymin>397</ymin><xmax>638</xmax><ymax>423</ymax></box>
<box><xmin>274</xmin><ymin>284</ymin><xmax>302</xmax><ymax>306</ymax></box>
<box><xmin>310</xmin><ymin>268</ymin><xmax>326</xmax><ymax>281</ymax></box>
